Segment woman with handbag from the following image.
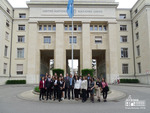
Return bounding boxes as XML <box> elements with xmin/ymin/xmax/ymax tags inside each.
<box><xmin>101</xmin><ymin>78</ymin><xmax>109</xmax><ymax>102</ymax></box>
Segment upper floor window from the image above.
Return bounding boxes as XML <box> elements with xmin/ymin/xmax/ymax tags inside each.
<box><xmin>18</xmin><ymin>36</ymin><xmax>25</xmax><ymax>43</ymax></box>
<box><xmin>95</xmin><ymin>36</ymin><xmax>102</xmax><ymax>44</ymax></box>
<box><xmin>18</xmin><ymin>25</ymin><xmax>25</xmax><ymax>31</ymax></box>
<box><xmin>122</xmin><ymin>64</ymin><xmax>128</xmax><ymax>74</ymax></box>
<box><xmin>4</xmin><ymin>45</ymin><xmax>8</xmax><ymax>57</ymax></box>
<box><xmin>69</xmin><ymin>36</ymin><xmax>77</xmax><ymax>44</ymax></box>
<box><xmin>74</xmin><ymin>25</ymin><xmax>77</xmax><ymax>31</ymax></box>
<box><xmin>94</xmin><ymin>25</ymin><xmax>98</xmax><ymax>31</ymax></box>
<box><xmin>136</xmin><ymin>45</ymin><xmax>140</xmax><ymax>56</ymax></box>
<box><xmin>39</xmin><ymin>25</ymin><xmax>42</xmax><ymax>31</ymax></box>
<box><xmin>99</xmin><ymin>25</ymin><xmax>102</xmax><ymax>31</ymax></box>
<box><xmin>17</xmin><ymin>48</ymin><xmax>24</xmax><ymax>58</ymax></box>
<box><xmin>90</xmin><ymin>25</ymin><xmax>93</xmax><ymax>31</ymax></box>
<box><xmin>48</xmin><ymin>25</ymin><xmax>51</xmax><ymax>30</ymax></box>
<box><xmin>136</xmin><ymin>32</ymin><xmax>139</xmax><ymax>40</ymax></box>
<box><xmin>78</xmin><ymin>25</ymin><xmax>82</xmax><ymax>31</ymax></box>
<box><xmin>121</xmin><ymin>48</ymin><xmax>128</xmax><ymax>58</ymax></box>
<box><xmin>19</xmin><ymin>13</ymin><xmax>26</xmax><ymax>18</ymax></box>
<box><xmin>120</xmin><ymin>36</ymin><xmax>128</xmax><ymax>42</ymax></box>
<box><xmin>103</xmin><ymin>25</ymin><xmax>107</xmax><ymax>31</ymax></box>
<box><xmin>119</xmin><ymin>14</ymin><xmax>126</xmax><ymax>19</ymax></box>
<box><xmin>69</xmin><ymin>25</ymin><xmax>72</xmax><ymax>31</ymax></box>
<box><xmin>65</xmin><ymin>25</ymin><xmax>68</xmax><ymax>31</ymax></box>
<box><xmin>44</xmin><ymin>25</ymin><xmax>47</xmax><ymax>30</ymax></box>
<box><xmin>3</xmin><ymin>63</ymin><xmax>7</xmax><ymax>74</ymax></box>
<box><xmin>6</xmin><ymin>20</ymin><xmax>10</xmax><ymax>27</ymax></box>
<box><xmin>135</xmin><ymin>21</ymin><xmax>139</xmax><ymax>28</ymax></box>
<box><xmin>5</xmin><ymin>32</ymin><xmax>9</xmax><ymax>40</ymax></box>
<box><xmin>44</xmin><ymin>36</ymin><xmax>51</xmax><ymax>44</ymax></box>
<box><xmin>137</xmin><ymin>62</ymin><xmax>141</xmax><ymax>73</ymax></box>
<box><xmin>120</xmin><ymin>25</ymin><xmax>127</xmax><ymax>31</ymax></box>
<box><xmin>135</xmin><ymin>9</ymin><xmax>138</xmax><ymax>14</ymax></box>
<box><xmin>7</xmin><ymin>8</ymin><xmax>10</xmax><ymax>14</ymax></box>
<box><xmin>53</xmin><ymin>25</ymin><xmax>56</xmax><ymax>31</ymax></box>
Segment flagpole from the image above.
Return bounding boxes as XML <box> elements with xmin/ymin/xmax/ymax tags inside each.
<box><xmin>71</xmin><ymin>11</ymin><xmax>74</xmax><ymax>76</ymax></box>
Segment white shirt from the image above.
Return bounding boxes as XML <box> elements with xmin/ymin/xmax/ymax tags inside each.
<box><xmin>54</xmin><ymin>80</ymin><xmax>57</xmax><ymax>85</ymax></box>
<box><xmin>74</xmin><ymin>80</ymin><xmax>80</xmax><ymax>89</ymax></box>
<box><xmin>79</xmin><ymin>79</ymin><xmax>82</xmax><ymax>88</ymax></box>
<box><xmin>81</xmin><ymin>80</ymin><xmax>87</xmax><ymax>90</ymax></box>
<box><xmin>42</xmin><ymin>80</ymin><xmax>45</xmax><ymax>88</ymax></box>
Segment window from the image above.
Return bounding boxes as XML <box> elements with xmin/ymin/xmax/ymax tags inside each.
<box><xmin>17</xmin><ymin>48</ymin><xmax>24</xmax><ymax>58</ymax></box>
<box><xmin>99</xmin><ymin>25</ymin><xmax>102</xmax><ymax>31</ymax></box>
<box><xmin>120</xmin><ymin>25</ymin><xmax>127</xmax><ymax>31</ymax></box>
<box><xmin>90</xmin><ymin>25</ymin><xmax>93</xmax><ymax>31</ymax></box>
<box><xmin>136</xmin><ymin>32</ymin><xmax>139</xmax><ymax>40</ymax></box>
<box><xmin>94</xmin><ymin>25</ymin><xmax>98</xmax><ymax>31</ymax></box>
<box><xmin>44</xmin><ymin>25</ymin><xmax>47</xmax><ymax>30</ymax></box>
<box><xmin>5</xmin><ymin>32</ymin><xmax>9</xmax><ymax>40</ymax></box>
<box><xmin>122</xmin><ymin>64</ymin><xmax>128</xmax><ymax>74</ymax></box>
<box><xmin>135</xmin><ymin>21</ymin><xmax>138</xmax><ymax>27</ymax></box>
<box><xmin>69</xmin><ymin>36</ymin><xmax>77</xmax><ymax>44</ymax></box>
<box><xmin>78</xmin><ymin>25</ymin><xmax>82</xmax><ymax>31</ymax></box>
<box><xmin>6</xmin><ymin>20</ymin><xmax>9</xmax><ymax>27</ymax></box>
<box><xmin>137</xmin><ymin>63</ymin><xmax>141</xmax><ymax>73</ymax></box>
<box><xmin>18</xmin><ymin>25</ymin><xmax>25</xmax><ymax>31</ymax></box>
<box><xmin>120</xmin><ymin>36</ymin><xmax>127</xmax><ymax>42</ymax></box>
<box><xmin>119</xmin><ymin>14</ymin><xmax>126</xmax><ymax>19</ymax></box>
<box><xmin>53</xmin><ymin>25</ymin><xmax>56</xmax><ymax>31</ymax></box>
<box><xmin>48</xmin><ymin>25</ymin><xmax>51</xmax><ymax>30</ymax></box>
<box><xmin>18</xmin><ymin>36</ymin><xmax>25</xmax><ymax>43</ymax></box>
<box><xmin>95</xmin><ymin>36</ymin><xmax>102</xmax><ymax>44</ymax></box>
<box><xmin>3</xmin><ymin>63</ymin><xmax>7</xmax><ymax>74</ymax></box>
<box><xmin>65</xmin><ymin>25</ymin><xmax>68</xmax><ymax>31</ymax></box>
<box><xmin>7</xmin><ymin>8</ymin><xmax>10</xmax><ymax>14</ymax></box>
<box><xmin>121</xmin><ymin>48</ymin><xmax>128</xmax><ymax>58</ymax></box>
<box><xmin>69</xmin><ymin>25</ymin><xmax>72</xmax><ymax>31</ymax></box>
<box><xmin>103</xmin><ymin>25</ymin><xmax>107</xmax><ymax>31</ymax></box>
<box><xmin>44</xmin><ymin>36</ymin><xmax>51</xmax><ymax>44</ymax></box>
<box><xmin>4</xmin><ymin>45</ymin><xmax>8</xmax><ymax>57</ymax></box>
<box><xmin>16</xmin><ymin>64</ymin><xmax>23</xmax><ymax>75</ymax></box>
<box><xmin>74</xmin><ymin>25</ymin><xmax>77</xmax><ymax>31</ymax></box>
<box><xmin>137</xmin><ymin>45</ymin><xmax>140</xmax><ymax>56</ymax></box>
<box><xmin>19</xmin><ymin>13</ymin><xmax>26</xmax><ymax>18</ymax></box>
<box><xmin>135</xmin><ymin>9</ymin><xmax>138</xmax><ymax>14</ymax></box>
<box><xmin>39</xmin><ymin>25</ymin><xmax>42</xmax><ymax>31</ymax></box>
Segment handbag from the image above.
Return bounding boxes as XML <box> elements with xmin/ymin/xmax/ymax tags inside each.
<box><xmin>105</xmin><ymin>86</ymin><xmax>109</xmax><ymax>92</ymax></box>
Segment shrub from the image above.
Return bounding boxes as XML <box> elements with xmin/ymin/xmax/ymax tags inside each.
<box><xmin>53</xmin><ymin>69</ymin><xmax>64</xmax><ymax>77</ymax></box>
<box><xmin>120</xmin><ymin>79</ymin><xmax>139</xmax><ymax>83</ymax></box>
<box><xmin>6</xmin><ymin>80</ymin><xmax>26</xmax><ymax>84</ymax></box>
<box><xmin>34</xmin><ymin>86</ymin><xmax>40</xmax><ymax>93</ymax></box>
<box><xmin>81</xmin><ymin>69</ymin><xmax>94</xmax><ymax>77</ymax></box>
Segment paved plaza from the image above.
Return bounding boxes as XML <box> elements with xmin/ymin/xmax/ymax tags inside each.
<box><xmin>0</xmin><ymin>84</ymin><xmax>149</xmax><ymax>113</ymax></box>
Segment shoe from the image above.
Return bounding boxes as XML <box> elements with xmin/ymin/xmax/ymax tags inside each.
<box><xmin>39</xmin><ymin>98</ymin><xmax>41</xmax><ymax>101</ymax></box>
<box><xmin>42</xmin><ymin>98</ymin><xmax>44</xmax><ymax>100</ymax></box>
<box><xmin>92</xmin><ymin>101</ymin><xmax>94</xmax><ymax>103</ymax></box>
<box><xmin>53</xmin><ymin>99</ymin><xmax>55</xmax><ymax>101</ymax></box>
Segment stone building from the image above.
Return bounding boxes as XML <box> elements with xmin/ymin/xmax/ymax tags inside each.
<box><xmin>0</xmin><ymin>0</ymin><xmax>150</xmax><ymax>84</ymax></box>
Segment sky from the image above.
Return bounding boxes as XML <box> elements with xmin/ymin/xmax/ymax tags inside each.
<box><xmin>7</xmin><ymin>0</ymin><xmax>138</xmax><ymax>8</ymax></box>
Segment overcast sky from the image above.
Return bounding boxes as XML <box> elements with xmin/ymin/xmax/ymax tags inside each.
<box><xmin>7</xmin><ymin>0</ymin><xmax>138</xmax><ymax>8</ymax></box>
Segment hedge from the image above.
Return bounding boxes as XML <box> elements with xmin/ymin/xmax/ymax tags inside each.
<box><xmin>120</xmin><ymin>79</ymin><xmax>139</xmax><ymax>83</ymax></box>
<box><xmin>52</xmin><ymin>69</ymin><xmax>64</xmax><ymax>77</ymax></box>
<box><xmin>6</xmin><ymin>80</ymin><xmax>26</xmax><ymax>84</ymax></box>
<box><xmin>34</xmin><ymin>86</ymin><xmax>40</xmax><ymax>93</ymax></box>
<box><xmin>82</xmin><ymin>69</ymin><xmax>94</xmax><ymax>77</ymax></box>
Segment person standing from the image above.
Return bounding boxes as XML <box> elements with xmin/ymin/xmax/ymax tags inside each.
<box><xmin>96</xmin><ymin>78</ymin><xmax>102</xmax><ymax>102</ymax></box>
<box><xmin>101</xmin><ymin>78</ymin><xmax>108</xmax><ymax>102</ymax></box>
<box><xmin>90</xmin><ymin>78</ymin><xmax>95</xmax><ymax>103</ymax></box>
<box><xmin>81</xmin><ymin>76</ymin><xmax>87</xmax><ymax>102</ymax></box>
<box><xmin>39</xmin><ymin>77</ymin><xmax>46</xmax><ymax>101</ymax></box>
<box><xmin>87</xmin><ymin>74</ymin><xmax>91</xmax><ymax>98</ymax></box>
<box><xmin>78</xmin><ymin>76</ymin><xmax>82</xmax><ymax>98</ymax></box>
<box><xmin>57</xmin><ymin>77</ymin><xmax>63</xmax><ymax>102</ymax></box>
<box><xmin>74</xmin><ymin>76</ymin><xmax>80</xmax><ymax>101</ymax></box>
<box><xmin>69</xmin><ymin>74</ymin><xmax>74</xmax><ymax>99</ymax></box>
<box><xmin>53</xmin><ymin>76</ymin><xmax>58</xmax><ymax>101</ymax></box>
<box><xmin>64</xmin><ymin>74</ymin><xmax>70</xmax><ymax>99</ymax></box>
<box><xmin>45</xmin><ymin>75</ymin><xmax>52</xmax><ymax>100</ymax></box>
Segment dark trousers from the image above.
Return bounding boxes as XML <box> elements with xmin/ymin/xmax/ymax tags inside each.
<box><xmin>70</xmin><ymin>85</ymin><xmax>74</xmax><ymax>99</ymax></box>
<box><xmin>46</xmin><ymin>88</ymin><xmax>52</xmax><ymax>99</ymax></box>
<box><xmin>65</xmin><ymin>87</ymin><xmax>70</xmax><ymax>99</ymax></box>
<box><xmin>103</xmin><ymin>88</ymin><xmax>108</xmax><ymax>100</ymax></box>
<box><xmin>82</xmin><ymin>89</ymin><xmax>87</xmax><ymax>101</ymax></box>
<box><xmin>39</xmin><ymin>88</ymin><xmax>45</xmax><ymax>99</ymax></box>
<box><xmin>74</xmin><ymin>89</ymin><xmax>79</xmax><ymax>98</ymax></box>
<box><xmin>54</xmin><ymin>87</ymin><xmax>58</xmax><ymax>99</ymax></box>
<box><xmin>58</xmin><ymin>89</ymin><xmax>62</xmax><ymax>101</ymax></box>
<box><xmin>87</xmin><ymin>88</ymin><xmax>90</xmax><ymax>98</ymax></box>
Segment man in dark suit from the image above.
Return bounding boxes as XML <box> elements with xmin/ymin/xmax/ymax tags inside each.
<box><xmin>69</xmin><ymin>74</ymin><xmax>74</xmax><ymax>99</ymax></box>
<box><xmin>45</xmin><ymin>75</ymin><xmax>53</xmax><ymax>100</ymax></box>
<box><xmin>64</xmin><ymin>73</ymin><xmax>70</xmax><ymax>99</ymax></box>
<box><xmin>87</xmin><ymin>74</ymin><xmax>91</xmax><ymax>98</ymax></box>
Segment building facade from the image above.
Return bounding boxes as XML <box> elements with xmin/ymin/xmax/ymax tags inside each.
<box><xmin>0</xmin><ymin>0</ymin><xmax>150</xmax><ymax>84</ymax></box>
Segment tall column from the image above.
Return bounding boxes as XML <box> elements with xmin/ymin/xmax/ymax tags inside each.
<box><xmin>80</xmin><ymin>21</ymin><xmax>92</xmax><ymax>72</ymax></box>
<box><xmin>107</xmin><ymin>22</ymin><xmax>119</xmax><ymax>83</ymax></box>
<box><xmin>26</xmin><ymin>23</ymin><xmax>39</xmax><ymax>84</ymax></box>
<box><xmin>54</xmin><ymin>21</ymin><xmax>65</xmax><ymax>73</ymax></box>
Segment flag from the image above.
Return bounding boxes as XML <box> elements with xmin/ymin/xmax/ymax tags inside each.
<box><xmin>67</xmin><ymin>0</ymin><xmax>74</xmax><ymax>18</ymax></box>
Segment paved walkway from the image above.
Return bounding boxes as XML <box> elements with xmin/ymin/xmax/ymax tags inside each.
<box><xmin>17</xmin><ymin>89</ymin><xmax>126</xmax><ymax>103</ymax></box>
<box><xmin>114</xmin><ymin>83</ymin><xmax>150</xmax><ymax>88</ymax></box>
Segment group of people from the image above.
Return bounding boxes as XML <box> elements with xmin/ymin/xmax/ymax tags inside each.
<box><xmin>39</xmin><ymin>73</ymin><xmax>109</xmax><ymax>103</ymax></box>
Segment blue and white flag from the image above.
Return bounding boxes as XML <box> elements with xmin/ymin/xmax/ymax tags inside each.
<box><xmin>67</xmin><ymin>0</ymin><xmax>74</xmax><ymax>18</ymax></box>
